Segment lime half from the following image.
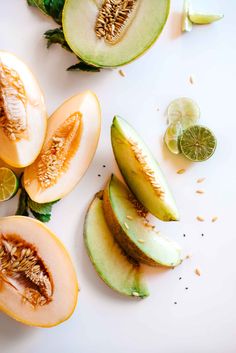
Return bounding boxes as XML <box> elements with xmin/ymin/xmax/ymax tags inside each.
<box><xmin>182</xmin><ymin>0</ymin><xmax>193</xmax><ymax>32</ymax></box>
<box><xmin>167</xmin><ymin>97</ymin><xmax>200</xmax><ymax>129</ymax></box>
<box><xmin>180</xmin><ymin>125</ymin><xmax>217</xmax><ymax>162</ymax></box>
<box><xmin>0</xmin><ymin>168</ymin><xmax>19</xmax><ymax>202</ymax></box>
<box><xmin>164</xmin><ymin>121</ymin><xmax>183</xmax><ymax>154</ymax></box>
<box><xmin>189</xmin><ymin>13</ymin><xmax>224</xmax><ymax>25</ymax></box>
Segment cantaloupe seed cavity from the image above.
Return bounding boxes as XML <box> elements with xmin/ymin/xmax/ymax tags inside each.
<box><xmin>0</xmin><ymin>62</ymin><xmax>28</xmax><ymax>141</ymax></box>
<box><xmin>129</xmin><ymin>139</ymin><xmax>165</xmax><ymax>199</ymax></box>
<box><xmin>0</xmin><ymin>234</ymin><xmax>53</xmax><ymax>307</ymax></box>
<box><xmin>37</xmin><ymin>112</ymin><xmax>82</xmax><ymax>189</ymax></box>
<box><xmin>95</xmin><ymin>0</ymin><xmax>139</xmax><ymax>44</ymax></box>
<box><xmin>128</xmin><ymin>192</ymin><xmax>148</xmax><ymax>218</ymax></box>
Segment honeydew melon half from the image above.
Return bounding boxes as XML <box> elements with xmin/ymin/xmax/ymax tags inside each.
<box><xmin>24</xmin><ymin>91</ymin><xmax>101</xmax><ymax>203</ymax></box>
<box><xmin>62</xmin><ymin>0</ymin><xmax>170</xmax><ymax>68</ymax></box>
<box><xmin>0</xmin><ymin>51</ymin><xmax>47</xmax><ymax>168</ymax></box>
<box><xmin>0</xmin><ymin>216</ymin><xmax>78</xmax><ymax>327</ymax></box>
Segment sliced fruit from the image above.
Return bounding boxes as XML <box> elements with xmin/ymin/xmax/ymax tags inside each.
<box><xmin>84</xmin><ymin>192</ymin><xmax>149</xmax><ymax>298</ymax></box>
<box><xmin>24</xmin><ymin>91</ymin><xmax>101</xmax><ymax>203</ymax></box>
<box><xmin>167</xmin><ymin>97</ymin><xmax>200</xmax><ymax>128</ymax></box>
<box><xmin>182</xmin><ymin>0</ymin><xmax>193</xmax><ymax>32</ymax></box>
<box><xmin>111</xmin><ymin>116</ymin><xmax>179</xmax><ymax>221</ymax></box>
<box><xmin>0</xmin><ymin>167</ymin><xmax>19</xmax><ymax>202</ymax></box>
<box><xmin>189</xmin><ymin>13</ymin><xmax>224</xmax><ymax>24</ymax></box>
<box><xmin>164</xmin><ymin>121</ymin><xmax>182</xmax><ymax>155</ymax></box>
<box><xmin>180</xmin><ymin>125</ymin><xmax>217</xmax><ymax>162</ymax></box>
<box><xmin>0</xmin><ymin>216</ymin><xmax>78</xmax><ymax>327</ymax></box>
<box><xmin>103</xmin><ymin>175</ymin><xmax>182</xmax><ymax>267</ymax></box>
<box><xmin>62</xmin><ymin>0</ymin><xmax>170</xmax><ymax>68</ymax></box>
<box><xmin>0</xmin><ymin>51</ymin><xmax>47</xmax><ymax>168</ymax></box>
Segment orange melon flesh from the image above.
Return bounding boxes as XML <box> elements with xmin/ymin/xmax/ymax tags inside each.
<box><xmin>24</xmin><ymin>90</ymin><xmax>101</xmax><ymax>203</ymax></box>
<box><xmin>0</xmin><ymin>51</ymin><xmax>47</xmax><ymax>168</ymax></box>
<box><xmin>0</xmin><ymin>216</ymin><xmax>78</xmax><ymax>327</ymax></box>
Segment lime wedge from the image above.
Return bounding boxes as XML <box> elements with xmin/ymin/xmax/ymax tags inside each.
<box><xmin>0</xmin><ymin>168</ymin><xmax>19</xmax><ymax>202</ymax></box>
<box><xmin>189</xmin><ymin>13</ymin><xmax>224</xmax><ymax>25</ymax></box>
<box><xmin>167</xmin><ymin>97</ymin><xmax>200</xmax><ymax>129</ymax></box>
<box><xmin>180</xmin><ymin>125</ymin><xmax>217</xmax><ymax>162</ymax></box>
<box><xmin>164</xmin><ymin>121</ymin><xmax>183</xmax><ymax>154</ymax></box>
<box><xmin>182</xmin><ymin>0</ymin><xmax>193</xmax><ymax>32</ymax></box>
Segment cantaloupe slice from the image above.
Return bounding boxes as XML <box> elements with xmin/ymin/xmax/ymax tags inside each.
<box><xmin>0</xmin><ymin>216</ymin><xmax>78</xmax><ymax>327</ymax></box>
<box><xmin>0</xmin><ymin>51</ymin><xmax>47</xmax><ymax>168</ymax></box>
<box><xmin>24</xmin><ymin>90</ymin><xmax>101</xmax><ymax>203</ymax></box>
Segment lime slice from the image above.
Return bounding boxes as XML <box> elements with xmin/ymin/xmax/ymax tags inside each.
<box><xmin>164</xmin><ymin>121</ymin><xmax>183</xmax><ymax>154</ymax></box>
<box><xmin>0</xmin><ymin>168</ymin><xmax>19</xmax><ymax>202</ymax></box>
<box><xmin>189</xmin><ymin>13</ymin><xmax>224</xmax><ymax>25</ymax></box>
<box><xmin>182</xmin><ymin>0</ymin><xmax>193</xmax><ymax>32</ymax></box>
<box><xmin>167</xmin><ymin>97</ymin><xmax>200</xmax><ymax>129</ymax></box>
<box><xmin>180</xmin><ymin>125</ymin><xmax>217</xmax><ymax>162</ymax></box>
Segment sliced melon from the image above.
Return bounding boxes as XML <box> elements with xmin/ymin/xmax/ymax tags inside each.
<box><xmin>0</xmin><ymin>216</ymin><xmax>78</xmax><ymax>327</ymax></box>
<box><xmin>0</xmin><ymin>51</ymin><xmax>47</xmax><ymax>168</ymax></box>
<box><xmin>103</xmin><ymin>175</ymin><xmax>182</xmax><ymax>267</ymax></box>
<box><xmin>111</xmin><ymin>116</ymin><xmax>179</xmax><ymax>221</ymax></box>
<box><xmin>24</xmin><ymin>90</ymin><xmax>101</xmax><ymax>203</ymax></box>
<box><xmin>62</xmin><ymin>0</ymin><xmax>170</xmax><ymax>68</ymax></box>
<box><xmin>84</xmin><ymin>192</ymin><xmax>149</xmax><ymax>298</ymax></box>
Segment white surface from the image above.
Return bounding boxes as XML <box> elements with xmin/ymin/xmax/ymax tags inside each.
<box><xmin>0</xmin><ymin>1</ymin><xmax>235</xmax><ymax>352</ymax></box>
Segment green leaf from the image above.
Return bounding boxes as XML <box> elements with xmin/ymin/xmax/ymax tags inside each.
<box><xmin>27</xmin><ymin>0</ymin><xmax>37</xmax><ymax>6</ymax></box>
<box><xmin>31</xmin><ymin>210</ymin><xmax>51</xmax><ymax>223</ymax></box>
<box><xmin>67</xmin><ymin>61</ymin><xmax>100</xmax><ymax>72</ymax></box>
<box><xmin>28</xmin><ymin>198</ymin><xmax>54</xmax><ymax>215</ymax></box>
<box><xmin>44</xmin><ymin>0</ymin><xmax>65</xmax><ymax>24</ymax></box>
<box><xmin>44</xmin><ymin>28</ymin><xmax>72</xmax><ymax>51</ymax></box>
<box><xmin>16</xmin><ymin>189</ymin><xmax>29</xmax><ymax>216</ymax></box>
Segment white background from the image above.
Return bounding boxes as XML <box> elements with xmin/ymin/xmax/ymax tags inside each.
<box><xmin>0</xmin><ymin>1</ymin><xmax>235</xmax><ymax>352</ymax></box>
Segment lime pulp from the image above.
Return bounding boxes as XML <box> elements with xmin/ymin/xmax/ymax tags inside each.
<box><xmin>164</xmin><ymin>121</ymin><xmax>183</xmax><ymax>155</ymax></box>
<box><xmin>179</xmin><ymin>125</ymin><xmax>217</xmax><ymax>162</ymax></box>
<box><xmin>189</xmin><ymin>13</ymin><xmax>224</xmax><ymax>25</ymax></box>
<box><xmin>0</xmin><ymin>167</ymin><xmax>19</xmax><ymax>202</ymax></box>
<box><xmin>167</xmin><ymin>97</ymin><xmax>200</xmax><ymax>129</ymax></box>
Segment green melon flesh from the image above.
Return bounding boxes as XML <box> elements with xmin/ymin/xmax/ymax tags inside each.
<box><xmin>103</xmin><ymin>175</ymin><xmax>182</xmax><ymax>267</ymax></box>
<box><xmin>111</xmin><ymin>116</ymin><xmax>179</xmax><ymax>221</ymax></box>
<box><xmin>62</xmin><ymin>0</ymin><xmax>170</xmax><ymax>67</ymax></box>
<box><xmin>84</xmin><ymin>192</ymin><xmax>149</xmax><ymax>298</ymax></box>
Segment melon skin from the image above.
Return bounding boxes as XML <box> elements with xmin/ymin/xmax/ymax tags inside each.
<box><xmin>24</xmin><ymin>90</ymin><xmax>101</xmax><ymax>203</ymax></box>
<box><xmin>62</xmin><ymin>0</ymin><xmax>170</xmax><ymax>68</ymax></box>
<box><xmin>0</xmin><ymin>51</ymin><xmax>47</xmax><ymax>168</ymax></box>
<box><xmin>0</xmin><ymin>216</ymin><xmax>79</xmax><ymax>328</ymax></box>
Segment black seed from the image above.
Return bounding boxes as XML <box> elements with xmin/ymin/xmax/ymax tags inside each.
<box><xmin>179</xmin><ymin>277</ymin><xmax>182</xmax><ymax>280</ymax></box>
<box><xmin>185</xmin><ymin>287</ymin><xmax>188</xmax><ymax>290</ymax></box>
<box><xmin>201</xmin><ymin>233</ymin><xmax>204</xmax><ymax>237</ymax></box>
<box><xmin>102</xmin><ymin>165</ymin><xmax>106</xmax><ymax>168</ymax></box>
<box><xmin>183</xmin><ymin>234</ymin><xmax>186</xmax><ymax>237</ymax></box>
<box><xmin>98</xmin><ymin>174</ymin><xmax>101</xmax><ymax>177</ymax></box>
<box><xmin>174</xmin><ymin>302</ymin><xmax>177</xmax><ymax>304</ymax></box>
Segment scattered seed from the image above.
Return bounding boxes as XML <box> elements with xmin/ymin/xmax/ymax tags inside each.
<box><xmin>179</xmin><ymin>277</ymin><xmax>182</xmax><ymax>280</ymax></box>
<box><xmin>102</xmin><ymin>165</ymin><xmax>106</xmax><ymax>168</ymax></box>
<box><xmin>196</xmin><ymin>216</ymin><xmax>204</xmax><ymax>222</ymax></box>
<box><xmin>177</xmin><ymin>169</ymin><xmax>186</xmax><ymax>175</ymax></box>
<box><xmin>118</xmin><ymin>69</ymin><xmax>126</xmax><ymax>77</ymax></box>
<box><xmin>185</xmin><ymin>287</ymin><xmax>189</xmax><ymax>290</ymax></box>
<box><xmin>201</xmin><ymin>233</ymin><xmax>204</xmax><ymax>237</ymax></box>
<box><xmin>174</xmin><ymin>301</ymin><xmax>177</xmax><ymax>304</ymax></box>
<box><xmin>196</xmin><ymin>190</ymin><xmax>204</xmax><ymax>194</ymax></box>
<box><xmin>195</xmin><ymin>268</ymin><xmax>201</xmax><ymax>276</ymax></box>
<box><xmin>189</xmin><ymin>75</ymin><xmax>195</xmax><ymax>84</ymax></box>
<box><xmin>185</xmin><ymin>254</ymin><xmax>191</xmax><ymax>259</ymax></box>
<box><xmin>183</xmin><ymin>234</ymin><xmax>186</xmax><ymax>237</ymax></box>
<box><xmin>98</xmin><ymin>174</ymin><xmax>101</xmax><ymax>177</ymax></box>
<box><xmin>138</xmin><ymin>239</ymin><xmax>145</xmax><ymax>243</ymax></box>
<box><xmin>197</xmin><ymin>178</ymin><xmax>205</xmax><ymax>183</ymax></box>
<box><xmin>124</xmin><ymin>222</ymin><xmax>129</xmax><ymax>230</ymax></box>
<box><xmin>212</xmin><ymin>216</ymin><xmax>218</xmax><ymax>223</ymax></box>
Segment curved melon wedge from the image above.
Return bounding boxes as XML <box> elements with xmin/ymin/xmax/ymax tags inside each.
<box><xmin>0</xmin><ymin>51</ymin><xmax>47</xmax><ymax>168</ymax></box>
<box><xmin>84</xmin><ymin>192</ymin><xmax>149</xmax><ymax>298</ymax></box>
<box><xmin>103</xmin><ymin>175</ymin><xmax>182</xmax><ymax>267</ymax></box>
<box><xmin>0</xmin><ymin>216</ymin><xmax>78</xmax><ymax>327</ymax></box>
<box><xmin>24</xmin><ymin>90</ymin><xmax>101</xmax><ymax>203</ymax></box>
<box><xmin>111</xmin><ymin>116</ymin><xmax>179</xmax><ymax>221</ymax></box>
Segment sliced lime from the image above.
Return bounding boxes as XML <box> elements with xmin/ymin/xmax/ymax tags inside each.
<box><xmin>182</xmin><ymin>0</ymin><xmax>193</xmax><ymax>32</ymax></box>
<box><xmin>189</xmin><ymin>13</ymin><xmax>224</xmax><ymax>25</ymax></box>
<box><xmin>180</xmin><ymin>125</ymin><xmax>217</xmax><ymax>162</ymax></box>
<box><xmin>164</xmin><ymin>121</ymin><xmax>183</xmax><ymax>154</ymax></box>
<box><xmin>167</xmin><ymin>97</ymin><xmax>200</xmax><ymax>129</ymax></box>
<box><xmin>0</xmin><ymin>168</ymin><xmax>19</xmax><ymax>202</ymax></box>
